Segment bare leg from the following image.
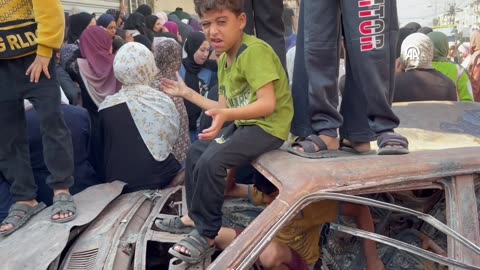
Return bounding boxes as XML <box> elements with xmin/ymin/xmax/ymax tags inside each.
<box><xmin>215</xmin><ymin>228</ymin><xmax>295</xmax><ymax>270</ymax></box>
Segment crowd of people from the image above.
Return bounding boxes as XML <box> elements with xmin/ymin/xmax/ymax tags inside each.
<box><xmin>0</xmin><ymin>0</ymin><xmax>478</xmax><ymax>269</ymax></box>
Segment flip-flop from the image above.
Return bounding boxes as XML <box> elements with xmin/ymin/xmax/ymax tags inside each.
<box><xmin>51</xmin><ymin>193</ymin><xmax>77</xmax><ymax>223</ymax></box>
<box><xmin>339</xmin><ymin>139</ymin><xmax>376</xmax><ymax>155</ymax></box>
<box><xmin>169</xmin><ymin>229</ymin><xmax>215</xmax><ymax>264</ymax></box>
<box><xmin>288</xmin><ymin>135</ymin><xmax>339</xmax><ymax>159</ymax></box>
<box><xmin>153</xmin><ymin>216</ymin><xmax>193</xmax><ymax>234</ymax></box>
<box><xmin>0</xmin><ymin>202</ymin><xmax>47</xmax><ymax>236</ymax></box>
<box><xmin>377</xmin><ymin>132</ymin><xmax>409</xmax><ymax>155</ymax></box>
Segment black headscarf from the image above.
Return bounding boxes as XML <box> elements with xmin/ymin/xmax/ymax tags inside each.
<box><xmin>67</xmin><ymin>12</ymin><xmax>94</xmax><ymax>44</ymax></box>
<box><xmin>134</xmin><ymin>35</ymin><xmax>152</xmax><ymax>50</ymax></box>
<box><xmin>124</xmin><ymin>12</ymin><xmax>146</xmax><ymax>33</ymax></box>
<box><xmin>404</xmin><ymin>22</ymin><xmax>422</xmax><ymax>32</ymax></box>
<box><xmin>183</xmin><ymin>32</ymin><xmax>207</xmax><ymax>90</ymax></box>
<box><xmin>136</xmin><ymin>4</ymin><xmax>152</xmax><ymax>17</ymax></box>
<box><xmin>417</xmin><ymin>27</ymin><xmax>433</xmax><ymax>35</ymax></box>
<box><xmin>182</xmin><ymin>32</ymin><xmax>208</xmax><ymax>131</ymax></box>
<box><xmin>145</xmin><ymin>15</ymin><xmax>159</xmax><ymax>31</ymax></box>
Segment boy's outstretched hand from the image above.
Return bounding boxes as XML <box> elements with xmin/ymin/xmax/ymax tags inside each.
<box><xmin>26</xmin><ymin>55</ymin><xmax>51</xmax><ymax>83</ymax></box>
<box><xmin>199</xmin><ymin>108</ymin><xmax>229</xmax><ymax>141</ymax></box>
<box><xmin>160</xmin><ymin>72</ymin><xmax>188</xmax><ymax>97</ymax></box>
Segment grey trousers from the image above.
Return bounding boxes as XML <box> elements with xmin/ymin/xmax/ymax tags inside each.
<box><xmin>291</xmin><ymin>0</ymin><xmax>400</xmax><ymax>142</ymax></box>
<box><xmin>0</xmin><ymin>54</ymin><xmax>74</xmax><ymax>201</ymax></box>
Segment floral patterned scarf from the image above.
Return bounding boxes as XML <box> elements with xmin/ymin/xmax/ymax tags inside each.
<box><xmin>100</xmin><ymin>42</ymin><xmax>180</xmax><ymax>162</ymax></box>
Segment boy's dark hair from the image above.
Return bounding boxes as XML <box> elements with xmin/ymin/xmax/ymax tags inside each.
<box><xmin>253</xmin><ymin>171</ymin><xmax>278</xmax><ymax>195</ymax></box>
<box><xmin>194</xmin><ymin>0</ymin><xmax>245</xmax><ymax>17</ymax></box>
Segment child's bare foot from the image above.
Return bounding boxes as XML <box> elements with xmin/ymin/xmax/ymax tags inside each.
<box><xmin>341</xmin><ymin>139</ymin><xmax>372</xmax><ymax>153</ymax></box>
<box><xmin>180</xmin><ymin>215</ymin><xmax>194</xmax><ymax>227</ymax></box>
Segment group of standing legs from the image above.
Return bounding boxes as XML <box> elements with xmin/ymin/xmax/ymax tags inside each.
<box><xmin>250</xmin><ymin>0</ymin><xmax>408</xmax><ymax>156</ymax></box>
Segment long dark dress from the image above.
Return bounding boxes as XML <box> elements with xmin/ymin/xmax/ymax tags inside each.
<box><xmin>99</xmin><ymin>103</ymin><xmax>180</xmax><ymax>193</ymax></box>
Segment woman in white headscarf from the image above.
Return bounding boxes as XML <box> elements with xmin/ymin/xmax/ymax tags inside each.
<box><xmin>99</xmin><ymin>42</ymin><xmax>181</xmax><ymax>192</ymax></box>
<box><xmin>394</xmin><ymin>33</ymin><xmax>457</xmax><ymax>102</ymax></box>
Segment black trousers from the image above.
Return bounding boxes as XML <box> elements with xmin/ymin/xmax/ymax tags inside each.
<box><xmin>244</xmin><ymin>0</ymin><xmax>286</xmax><ymax>69</ymax></box>
<box><xmin>185</xmin><ymin>124</ymin><xmax>283</xmax><ymax>239</ymax></box>
<box><xmin>291</xmin><ymin>0</ymin><xmax>400</xmax><ymax>142</ymax></box>
<box><xmin>0</xmin><ymin>53</ymin><xmax>74</xmax><ymax>202</ymax></box>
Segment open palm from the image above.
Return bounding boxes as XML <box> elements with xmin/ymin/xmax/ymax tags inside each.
<box><xmin>161</xmin><ymin>72</ymin><xmax>188</xmax><ymax>97</ymax></box>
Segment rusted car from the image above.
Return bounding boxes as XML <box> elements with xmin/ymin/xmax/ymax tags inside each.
<box><xmin>1</xmin><ymin>101</ymin><xmax>479</xmax><ymax>270</ymax></box>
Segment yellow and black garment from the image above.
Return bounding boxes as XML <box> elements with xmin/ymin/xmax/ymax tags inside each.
<box><xmin>0</xmin><ymin>0</ymin><xmax>64</xmax><ymax>59</ymax></box>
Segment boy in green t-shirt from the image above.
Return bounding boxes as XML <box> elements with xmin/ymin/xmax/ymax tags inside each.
<box><xmin>160</xmin><ymin>0</ymin><xmax>293</xmax><ymax>264</ymax></box>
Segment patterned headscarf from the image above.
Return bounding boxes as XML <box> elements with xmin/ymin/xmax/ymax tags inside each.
<box><xmin>151</xmin><ymin>37</ymin><xmax>190</xmax><ymax>162</ymax></box>
<box><xmin>152</xmin><ymin>37</ymin><xmax>182</xmax><ymax>81</ymax></box>
<box><xmin>100</xmin><ymin>42</ymin><xmax>180</xmax><ymax>162</ymax></box>
<box><xmin>400</xmin><ymin>33</ymin><xmax>434</xmax><ymax>71</ymax></box>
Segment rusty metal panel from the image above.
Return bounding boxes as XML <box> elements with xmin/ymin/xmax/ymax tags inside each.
<box><xmin>133</xmin><ymin>186</ymin><xmax>183</xmax><ymax>270</ymax></box>
<box><xmin>208</xmin><ymin>147</ymin><xmax>480</xmax><ymax>269</ymax></box>
<box><xmin>0</xmin><ymin>181</ymin><xmax>125</xmax><ymax>270</ymax></box>
<box><xmin>442</xmin><ymin>175</ymin><xmax>480</xmax><ymax>269</ymax></box>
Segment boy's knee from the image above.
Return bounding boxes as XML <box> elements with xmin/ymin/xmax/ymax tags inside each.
<box><xmin>259</xmin><ymin>241</ymin><xmax>290</xmax><ymax>269</ymax></box>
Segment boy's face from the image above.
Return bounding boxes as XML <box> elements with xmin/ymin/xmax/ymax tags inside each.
<box><xmin>199</xmin><ymin>9</ymin><xmax>246</xmax><ymax>55</ymax></box>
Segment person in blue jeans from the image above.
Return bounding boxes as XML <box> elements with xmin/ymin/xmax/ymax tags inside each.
<box><xmin>289</xmin><ymin>0</ymin><xmax>409</xmax><ymax>158</ymax></box>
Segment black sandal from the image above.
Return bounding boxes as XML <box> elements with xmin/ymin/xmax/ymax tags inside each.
<box><xmin>153</xmin><ymin>216</ymin><xmax>193</xmax><ymax>234</ymax></box>
<box><xmin>168</xmin><ymin>229</ymin><xmax>215</xmax><ymax>264</ymax></box>
<box><xmin>51</xmin><ymin>193</ymin><xmax>77</xmax><ymax>223</ymax></box>
<box><xmin>0</xmin><ymin>202</ymin><xmax>46</xmax><ymax>236</ymax></box>
<box><xmin>377</xmin><ymin>132</ymin><xmax>409</xmax><ymax>155</ymax></box>
<box><xmin>288</xmin><ymin>135</ymin><xmax>338</xmax><ymax>159</ymax></box>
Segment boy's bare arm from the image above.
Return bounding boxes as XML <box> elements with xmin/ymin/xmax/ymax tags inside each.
<box><xmin>161</xmin><ymin>72</ymin><xmax>227</xmax><ymax>111</ymax></box>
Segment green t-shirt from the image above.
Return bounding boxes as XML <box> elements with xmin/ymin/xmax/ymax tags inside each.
<box><xmin>218</xmin><ymin>34</ymin><xmax>293</xmax><ymax>141</ymax></box>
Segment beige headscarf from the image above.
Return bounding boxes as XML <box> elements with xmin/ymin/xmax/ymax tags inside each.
<box><xmin>400</xmin><ymin>33</ymin><xmax>434</xmax><ymax>71</ymax></box>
